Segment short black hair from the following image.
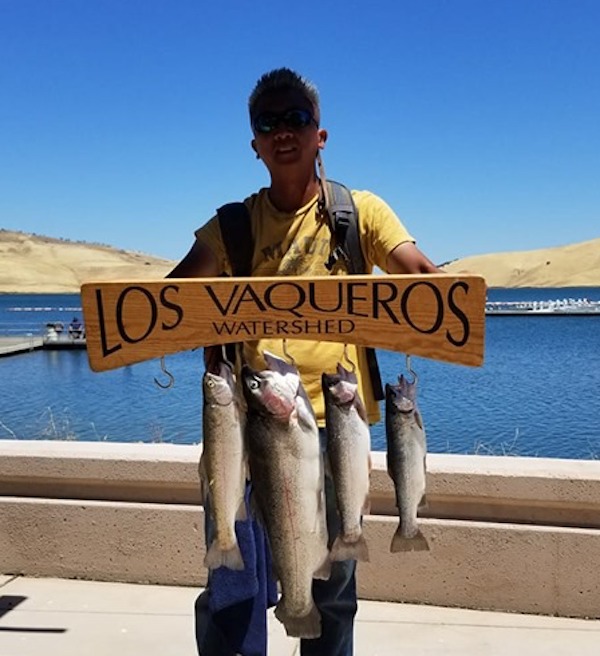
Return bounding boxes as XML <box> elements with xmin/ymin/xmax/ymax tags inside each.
<box><xmin>248</xmin><ymin>68</ymin><xmax>320</xmax><ymax>121</ymax></box>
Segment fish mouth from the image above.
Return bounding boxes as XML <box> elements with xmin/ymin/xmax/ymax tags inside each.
<box><xmin>332</xmin><ymin>382</ymin><xmax>355</xmax><ymax>405</ymax></box>
<box><xmin>398</xmin><ymin>374</ymin><xmax>417</xmax><ymax>400</ymax></box>
<box><xmin>396</xmin><ymin>400</ymin><xmax>415</xmax><ymax>414</ymax></box>
<box><xmin>242</xmin><ymin>365</ymin><xmax>297</xmax><ymax>421</ymax></box>
<box><xmin>322</xmin><ymin>373</ymin><xmax>355</xmax><ymax>405</ymax></box>
<box><xmin>386</xmin><ymin>385</ymin><xmax>414</xmax><ymax>414</ymax></box>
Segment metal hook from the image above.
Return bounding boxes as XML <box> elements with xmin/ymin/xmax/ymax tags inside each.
<box><xmin>154</xmin><ymin>356</ymin><xmax>175</xmax><ymax>389</ymax></box>
<box><xmin>281</xmin><ymin>339</ymin><xmax>295</xmax><ymax>367</ymax></box>
<box><xmin>405</xmin><ymin>354</ymin><xmax>417</xmax><ymax>384</ymax></box>
<box><xmin>342</xmin><ymin>344</ymin><xmax>356</xmax><ymax>373</ymax></box>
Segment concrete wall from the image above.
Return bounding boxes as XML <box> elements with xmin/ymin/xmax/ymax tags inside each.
<box><xmin>1</xmin><ymin>440</ymin><xmax>599</xmax><ymax>618</ymax></box>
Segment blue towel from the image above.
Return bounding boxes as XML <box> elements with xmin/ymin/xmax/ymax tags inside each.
<box><xmin>208</xmin><ymin>487</ymin><xmax>278</xmax><ymax>656</ymax></box>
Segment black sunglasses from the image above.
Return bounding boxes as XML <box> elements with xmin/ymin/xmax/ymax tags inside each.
<box><xmin>253</xmin><ymin>108</ymin><xmax>317</xmax><ymax>134</ymax></box>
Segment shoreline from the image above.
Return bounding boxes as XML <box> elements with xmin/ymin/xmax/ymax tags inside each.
<box><xmin>2</xmin><ymin>283</ymin><xmax>600</xmax><ymax>295</ymax></box>
<box><xmin>2</xmin><ymin>231</ymin><xmax>600</xmax><ymax>290</ymax></box>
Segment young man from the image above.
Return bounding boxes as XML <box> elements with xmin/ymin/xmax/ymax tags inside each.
<box><xmin>169</xmin><ymin>68</ymin><xmax>439</xmax><ymax>656</ymax></box>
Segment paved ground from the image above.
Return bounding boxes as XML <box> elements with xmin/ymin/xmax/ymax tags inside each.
<box><xmin>1</xmin><ymin>575</ymin><xmax>599</xmax><ymax>655</ymax></box>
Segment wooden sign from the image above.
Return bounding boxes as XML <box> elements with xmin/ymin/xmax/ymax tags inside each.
<box><xmin>80</xmin><ymin>274</ymin><xmax>486</xmax><ymax>372</ymax></box>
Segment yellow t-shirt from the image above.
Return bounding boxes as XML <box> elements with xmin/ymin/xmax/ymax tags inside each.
<box><xmin>195</xmin><ymin>187</ymin><xmax>414</xmax><ymax>425</ymax></box>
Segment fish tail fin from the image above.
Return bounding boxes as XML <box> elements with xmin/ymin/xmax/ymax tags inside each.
<box><xmin>390</xmin><ymin>526</ymin><xmax>430</xmax><ymax>553</ymax></box>
<box><xmin>330</xmin><ymin>534</ymin><xmax>370</xmax><ymax>562</ymax></box>
<box><xmin>275</xmin><ymin>601</ymin><xmax>321</xmax><ymax>639</ymax></box>
<box><xmin>203</xmin><ymin>540</ymin><xmax>245</xmax><ymax>570</ymax></box>
<box><xmin>313</xmin><ymin>550</ymin><xmax>332</xmax><ymax>580</ymax></box>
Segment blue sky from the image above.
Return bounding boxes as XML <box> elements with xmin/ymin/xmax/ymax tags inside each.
<box><xmin>1</xmin><ymin>0</ymin><xmax>599</xmax><ymax>266</ymax></box>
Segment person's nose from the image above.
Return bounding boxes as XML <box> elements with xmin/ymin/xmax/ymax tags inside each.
<box><xmin>272</xmin><ymin>125</ymin><xmax>294</xmax><ymax>139</ymax></box>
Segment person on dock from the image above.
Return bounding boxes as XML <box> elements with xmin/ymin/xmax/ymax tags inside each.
<box><xmin>68</xmin><ymin>317</ymin><xmax>84</xmax><ymax>340</ymax></box>
<box><xmin>168</xmin><ymin>67</ymin><xmax>440</xmax><ymax>656</ymax></box>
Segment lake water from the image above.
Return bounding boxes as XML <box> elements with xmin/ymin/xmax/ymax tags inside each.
<box><xmin>1</xmin><ymin>288</ymin><xmax>600</xmax><ymax>460</ymax></box>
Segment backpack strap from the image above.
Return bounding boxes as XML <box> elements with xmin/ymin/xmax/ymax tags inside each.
<box><xmin>217</xmin><ymin>202</ymin><xmax>253</xmax><ymax>277</ymax></box>
<box><xmin>216</xmin><ymin>202</ymin><xmax>253</xmax><ymax>365</ymax></box>
<box><xmin>324</xmin><ymin>180</ymin><xmax>366</xmax><ymax>275</ymax></box>
<box><xmin>322</xmin><ymin>180</ymin><xmax>384</xmax><ymax>401</ymax></box>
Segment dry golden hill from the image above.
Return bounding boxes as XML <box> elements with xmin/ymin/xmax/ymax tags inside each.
<box><xmin>441</xmin><ymin>237</ymin><xmax>600</xmax><ymax>288</ymax></box>
<box><xmin>1</xmin><ymin>229</ymin><xmax>599</xmax><ymax>292</ymax></box>
<box><xmin>0</xmin><ymin>230</ymin><xmax>176</xmax><ymax>293</ymax></box>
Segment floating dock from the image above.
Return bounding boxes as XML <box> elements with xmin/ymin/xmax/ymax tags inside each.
<box><xmin>486</xmin><ymin>298</ymin><xmax>600</xmax><ymax>316</ymax></box>
<box><xmin>0</xmin><ymin>335</ymin><xmax>86</xmax><ymax>358</ymax></box>
<box><xmin>0</xmin><ymin>335</ymin><xmax>44</xmax><ymax>357</ymax></box>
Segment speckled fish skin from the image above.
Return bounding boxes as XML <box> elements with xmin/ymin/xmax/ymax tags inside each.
<box><xmin>200</xmin><ymin>360</ymin><xmax>247</xmax><ymax>570</ymax></box>
<box><xmin>322</xmin><ymin>363</ymin><xmax>371</xmax><ymax>562</ymax></box>
<box><xmin>242</xmin><ymin>353</ymin><xmax>330</xmax><ymax>639</ymax></box>
<box><xmin>385</xmin><ymin>374</ymin><xmax>429</xmax><ymax>552</ymax></box>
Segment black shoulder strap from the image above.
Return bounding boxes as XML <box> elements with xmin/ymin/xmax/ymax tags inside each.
<box><xmin>216</xmin><ymin>202</ymin><xmax>252</xmax><ymax>365</ymax></box>
<box><xmin>323</xmin><ymin>180</ymin><xmax>384</xmax><ymax>401</ymax></box>
<box><xmin>216</xmin><ymin>202</ymin><xmax>253</xmax><ymax>277</ymax></box>
<box><xmin>324</xmin><ymin>180</ymin><xmax>366</xmax><ymax>274</ymax></box>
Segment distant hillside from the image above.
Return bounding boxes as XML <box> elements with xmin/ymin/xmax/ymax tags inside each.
<box><xmin>0</xmin><ymin>229</ymin><xmax>175</xmax><ymax>293</ymax></box>
<box><xmin>1</xmin><ymin>229</ymin><xmax>599</xmax><ymax>292</ymax></box>
<box><xmin>441</xmin><ymin>237</ymin><xmax>600</xmax><ymax>288</ymax></box>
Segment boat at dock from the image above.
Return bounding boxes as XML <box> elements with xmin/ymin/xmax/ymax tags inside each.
<box><xmin>486</xmin><ymin>298</ymin><xmax>600</xmax><ymax>316</ymax></box>
<box><xmin>43</xmin><ymin>321</ymin><xmax>86</xmax><ymax>349</ymax></box>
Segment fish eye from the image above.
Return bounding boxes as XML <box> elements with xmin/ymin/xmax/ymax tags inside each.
<box><xmin>206</xmin><ymin>378</ymin><xmax>215</xmax><ymax>388</ymax></box>
<box><xmin>248</xmin><ymin>378</ymin><xmax>260</xmax><ymax>390</ymax></box>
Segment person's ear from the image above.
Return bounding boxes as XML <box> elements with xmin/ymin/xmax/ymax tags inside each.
<box><xmin>317</xmin><ymin>128</ymin><xmax>328</xmax><ymax>150</ymax></box>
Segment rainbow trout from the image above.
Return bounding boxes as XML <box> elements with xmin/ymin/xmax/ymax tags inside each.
<box><xmin>385</xmin><ymin>374</ymin><xmax>429</xmax><ymax>552</ymax></box>
<box><xmin>199</xmin><ymin>361</ymin><xmax>247</xmax><ymax>570</ymax></box>
<box><xmin>242</xmin><ymin>353</ymin><xmax>330</xmax><ymax>639</ymax></box>
<box><xmin>322</xmin><ymin>363</ymin><xmax>371</xmax><ymax>562</ymax></box>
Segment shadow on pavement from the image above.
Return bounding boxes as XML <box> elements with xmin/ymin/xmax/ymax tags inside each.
<box><xmin>0</xmin><ymin>595</ymin><xmax>67</xmax><ymax>633</ymax></box>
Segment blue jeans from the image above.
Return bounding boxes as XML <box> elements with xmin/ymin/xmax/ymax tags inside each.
<box><xmin>301</xmin><ymin>474</ymin><xmax>357</xmax><ymax>656</ymax></box>
<box><xmin>195</xmin><ymin>433</ymin><xmax>357</xmax><ymax>656</ymax></box>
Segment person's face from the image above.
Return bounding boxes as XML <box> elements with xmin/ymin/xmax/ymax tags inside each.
<box><xmin>250</xmin><ymin>89</ymin><xmax>327</xmax><ymax>173</ymax></box>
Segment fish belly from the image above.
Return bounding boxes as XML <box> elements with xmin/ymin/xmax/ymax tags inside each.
<box><xmin>250</xmin><ymin>425</ymin><xmax>328</xmax><ymax>637</ymax></box>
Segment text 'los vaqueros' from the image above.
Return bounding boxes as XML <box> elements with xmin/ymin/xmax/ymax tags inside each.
<box><xmin>94</xmin><ymin>279</ymin><xmax>472</xmax><ymax>357</ymax></box>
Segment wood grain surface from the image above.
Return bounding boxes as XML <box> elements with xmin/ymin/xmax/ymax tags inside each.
<box><xmin>81</xmin><ymin>274</ymin><xmax>486</xmax><ymax>372</ymax></box>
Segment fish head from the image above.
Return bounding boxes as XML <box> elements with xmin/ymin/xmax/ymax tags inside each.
<box><xmin>242</xmin><ymin>365</ymin><xmax>298</xmax><ymax>423</ymax></box>
<box><xmin>336</xmin><ymin>362</ymin><xmax>358</xmax><ymax>385</ymax></box>
<box><xmin>385</xmin><ymin>382</ymin><xmax>415</xmax><ymax>415</ymax></box>
<box><xmin>398</xmin><ymin>374</ymin><xmax>417</xmax><ymax>401</ymax></box>
<box><xmin>322</xmin><ymin>371</ymin><xmax>356</xmax><ymax>406</ymax></box>
<box><xmin>202</xmin><ymin>363</ymin><xmax>235</xmax><ymax>406</ymax></box>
